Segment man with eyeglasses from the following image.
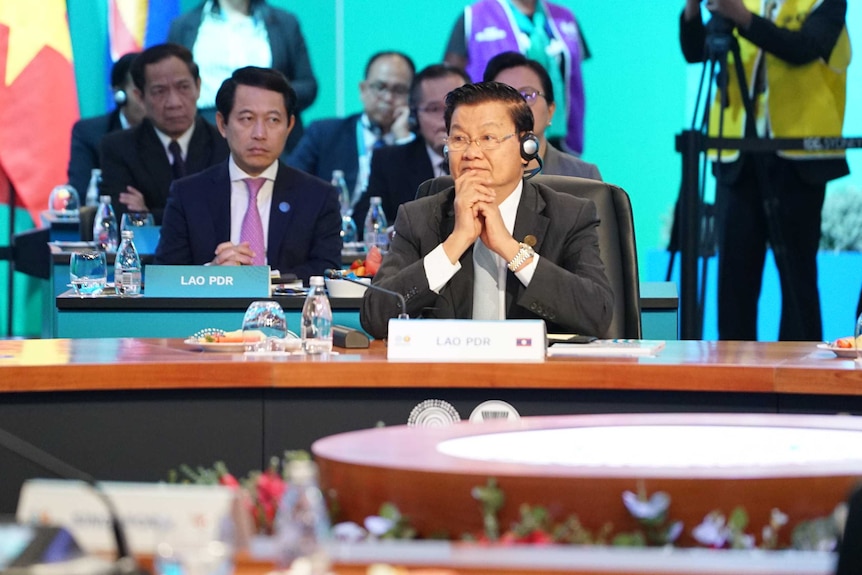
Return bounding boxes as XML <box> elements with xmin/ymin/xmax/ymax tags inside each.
<box><xmin>287</xmin><ymin>51</ymin><xmax>415</xmax><ymax>208</ymax></box>
<box><xmin>360</xmin><ymin>82</ymin><xmax>612</xmax><ymax>339</ymax></box>
<box><xmin>484</xmin><ymin>52</ymin><xmax>600</xmax><ymax>180</ymax></box>
<box><xmin>353</xmin><ymin>63</ymin><xmax>470</xmax><ymax>239</ymax></box>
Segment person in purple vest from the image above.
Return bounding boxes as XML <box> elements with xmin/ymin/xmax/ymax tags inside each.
<box><xmin>444</xmin><ymin>0</ymin><xmax>589</xmax><ymax>156</ymax></box>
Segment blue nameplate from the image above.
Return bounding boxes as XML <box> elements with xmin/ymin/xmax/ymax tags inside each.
<box><xmin>144</xmin><ymin>265</ymin><xmax>270</xmax><ymax>297</ymax></box>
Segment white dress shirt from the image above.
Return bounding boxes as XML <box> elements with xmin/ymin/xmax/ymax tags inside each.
<box><xmin>228</xmin><ymin>156</ymin><xmax>278</xmax><ymax>253</ymax></box>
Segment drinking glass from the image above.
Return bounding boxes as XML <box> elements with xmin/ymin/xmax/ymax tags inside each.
<box><xmin>48</xmin><ymin>185</ymin><xmax>80</xmax><ymax>217</ymax></box>
<box><xmin>120</xmin><ymin>211</ymin><xmax>155</xmax><ymax>232</ymax></box>
<box><xmin>241</xmin><ymin>301</ymin><xmax>287</xmax><ymax>352</ymax></box>
<box><xmin>69</xmin><ymin>251</ymin><xmax>107</xmax><ymax>296</ymax></box>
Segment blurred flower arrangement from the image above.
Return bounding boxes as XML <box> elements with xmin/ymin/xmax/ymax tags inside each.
<box><xmin>168</xmin><ymin>451</ymin><xmax>310</xmax><ymax>535</ymax></box>
<box><xmin>332</xmin><ymin>478</ymin><xmax>844</xmax><ymax>551</ymax></box>
<box><xmin>170</xmin><ymin>457</ymin><xmax>845</xmax><ymax>552</ymax></box>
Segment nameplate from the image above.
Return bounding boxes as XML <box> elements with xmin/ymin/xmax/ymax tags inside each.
<box><xmin>386</xmin><ymin>319</ymin><xmax>546</xmax><ymax>362</ymax></box>
<box><xmin>145</xmin><ymin>265</ymin><xmax>270</xmax><ymax>297</ymax></box>
<box><xmin>16</xmin><ymin>479</ymin><xmax>246</xmax><ymax>554</ymax></box>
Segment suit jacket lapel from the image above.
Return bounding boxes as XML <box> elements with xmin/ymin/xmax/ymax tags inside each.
<box><xmin>266</xmin><ymin>163</ymin><xmax>295</xmax><ymax>265</ymax></box>
<box><xmin>506</xmin><ymin>181</ymin><xmax>549</xmax><ymax>313</ymax></box>
<box><xmin>208</xmin><ymin>162</ymin><xmax>232</xmax><ymax>244</ymax></box>
<box><xmin>435</xmin><ymin>190</ymin><xmax>474</xmax><ymax>318</ymax></box>
<box><xmin>185</xmin><ymin>117</ymin><xmax>212</xmax><ymax>174</ymax></box>
<box><xmin>138</xmin><ymin>121</ymin><xmax>173</xmax><ymax>199</ymax></box>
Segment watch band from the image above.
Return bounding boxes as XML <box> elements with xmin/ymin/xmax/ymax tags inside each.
<box><xmin>507</xmin><ymin>242</ymin><xmax>535</xmax><ymax>272</ymax></box>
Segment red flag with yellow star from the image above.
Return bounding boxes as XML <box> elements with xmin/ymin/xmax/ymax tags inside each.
<box><xmin>0</xmin><ymin>0</ymin><xmax>79</xmax><ymax>225</ymax></box>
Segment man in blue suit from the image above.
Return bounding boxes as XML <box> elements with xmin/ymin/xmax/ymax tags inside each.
<box><xmin>155</xmin><ymin>66</ymin><xmax>341</xmax><ymax>283</ymax></box>
<box><xmin>287</xmin><ymin>51</ymin><xmax>415</xmax><ymax>208</ymax></box>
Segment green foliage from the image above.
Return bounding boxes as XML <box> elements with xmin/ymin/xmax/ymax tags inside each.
<box><xmin>820</xmin><ymin>186</ymin><xmax>862</xmax><ymax>252</ymax></box>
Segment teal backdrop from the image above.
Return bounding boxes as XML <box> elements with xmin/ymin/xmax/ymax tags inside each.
<box><xmin>2</xmin><ymin>1</ymin><xmax>859</xmax><ymax>338</ymax></box>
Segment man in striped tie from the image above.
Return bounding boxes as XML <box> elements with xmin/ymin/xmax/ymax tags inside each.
<box><xmin>156</xmin><ymin>67</ymin><xmax>342</xmax><ymax>283</ymax></box>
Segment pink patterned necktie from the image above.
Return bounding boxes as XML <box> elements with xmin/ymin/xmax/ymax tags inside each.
<box><xmin>240</xmin><ymin>177</ymin><xmax>267</xmax><ymax>266</ymax></box>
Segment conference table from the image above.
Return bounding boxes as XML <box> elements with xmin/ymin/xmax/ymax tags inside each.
<box><xmin>2</xmin><ymin>337</ymin><xmax>861</xmax><ymax>516</ymax></box>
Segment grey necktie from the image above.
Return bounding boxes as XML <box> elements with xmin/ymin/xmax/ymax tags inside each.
<box><xmin>472</xmin><ymin>239</ymin><xmax>500</xmax><ymax>320</ymax></box>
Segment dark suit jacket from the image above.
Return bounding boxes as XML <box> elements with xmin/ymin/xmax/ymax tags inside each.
<box><xmin>67</xmin><ymin>109</ymin><xmax>123</xmax><ymax>197</ymax></box>
<box><xmin>155</xmin><ymin>160</ymin><xmax>342</xmax><ymax>283</ymax></box>
<box><xmin>168</xmin><ymin>2</ymin><xmax>317</xmax><ymax>153</ymax></box>
<box><xmin>286</xmin><ymin>113</ymin><xmax>361</xmax><ymax>194</ymax></box>
<box><xmin>353</xmin><ymin>136</ymin><xmax>434</xmax><ymax>238</ymax></box>
<box><xmin>360</xmin><ymin>181</ymin><xmax>613</xmax><ymax>339</ymax></box>
<box><xmin>99</xmin><ymin>116</ymin><xmax>229</xmax><ymax>224</ymax></box>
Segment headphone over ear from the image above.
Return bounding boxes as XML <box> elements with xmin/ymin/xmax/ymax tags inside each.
<box><xmin>519</xmin><ymin>132</ymin><xmax>540</xmax><ymax>163</ymax></box>
<box><xmin>113</xmin><ymin>89</ymin><xmax>127</xmax><ymax>107</ymax></box>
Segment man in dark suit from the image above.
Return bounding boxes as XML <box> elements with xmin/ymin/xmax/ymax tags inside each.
<box><xmin>353</xmin><ymin>63</ymin><xmax>470</xmax><ymax>238</ymax></box>
<box><xmin>156</xmin><ymin>67</ymin><xmax>341</xmax><ymax>283</ymax></box>
<box><xmin>360</xmin><ymin>82</ymin><xmax>612</xmax><ymax>339</ymax></box>
<box><xmin>287</xmin><ymin>51</ymin><xmax>415</xmax><ymax>206</ymax></box>
<box><xmin>67</xmin><ymin>53</ymin><xmax>146</xmax><ymax>197</ymax></box>
<box><xmin>100</xmin><ymin>43</ymin><xmax>229</xmax><ymax>223</ymax></box>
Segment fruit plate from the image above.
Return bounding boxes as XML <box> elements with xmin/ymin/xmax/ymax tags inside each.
<box><xmin>183</xmin><ymin>339</ymin><xmax>246</xmax><ymax>353</ymax></box>
<box><xmin>816</xmin><ymin>343</ymin><xmax>858</xmax><ymax>359</ymax></box>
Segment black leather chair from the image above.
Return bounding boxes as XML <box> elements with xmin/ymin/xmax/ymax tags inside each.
<box><xmin>415</xmin><ymin>175</ymin><xmax>642</xmax><ymax>339</ymax></box>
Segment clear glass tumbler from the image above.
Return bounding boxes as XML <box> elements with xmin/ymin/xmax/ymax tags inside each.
<box><xmin>69</xmin><ymin>251</ymin><xmax>107</xmax><ymax>296</ymax></box>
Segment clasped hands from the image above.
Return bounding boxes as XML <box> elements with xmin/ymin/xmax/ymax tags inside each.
<box><xmin>211</xmin><ymin>241</ymin><xmax>258</xmax><ymax>266</ymax></box>
<box><xmin>442</xmin><ymin>171</ymin><xmax>521</xmax><ymax>265</ymax></box>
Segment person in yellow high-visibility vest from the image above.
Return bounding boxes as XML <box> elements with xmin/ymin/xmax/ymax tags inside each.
<box><xmin>680</xmin><ymin>0</ymin><xmax>850</xmax><ymax>342</ymax></box>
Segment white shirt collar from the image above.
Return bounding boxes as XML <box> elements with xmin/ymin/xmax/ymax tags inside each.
<box><xmin>153</xmin><ymin>121</ymin><xmax>196</xmax><ymax>160</ymax></box>
<box><xmin>425</xmin><ymin>143</ymin><xmax>446</xmax><ymax>177</ymax></box>
<box><xmin>498</xmin><ymin>179</ymin><xmax>524</xmax><ymax>235</ymax></box>
<box><xmin>227</xmin><ymin>155</ymin><xmax>279</xmax><ymax>182</ymax></box>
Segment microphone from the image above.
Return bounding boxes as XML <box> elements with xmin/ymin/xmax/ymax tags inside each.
<box><xmin>524</xmin><ymin>155</ymin><xmax>543</xmax><ymax>180</ymax></box>
<box><xmin>0</xmin><ymin>426</ymin><xmax>148</xmax><ymax>575</ymax></box>
<box><xmin>324</xmin><ymin>269</ymin><xmax>408</xmax><ymax>319</ymax></box>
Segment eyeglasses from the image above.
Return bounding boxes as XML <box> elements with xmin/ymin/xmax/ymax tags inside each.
<box><xmin>417</xmin><ymin>103</ymin><xmax>446</xmax><ymax>116</ymax></box>
<box><xmin>519</xmin><ymin>89</ymin><xmax>546</xmax><ymax>106</ymax></box>
<box><xmin>444</xmin><ymin>133</ymin><xmax>516</xmax><ymax>151</ymax></box>
<box><xmin>366</xmin><ymin>81</ymin><xmax>410</xmax><ymax>98</ymax></box>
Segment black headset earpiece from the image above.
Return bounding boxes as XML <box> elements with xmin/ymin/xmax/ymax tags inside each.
<box><xmin>442</xmin><ymin>144</ymin><xmax>449</xmax><ymax>165</ymax></box>
<box><xmin>113</xmin><ymin>89</ymin><xmax>127</xmax><ymax>107</ymax></box>
<box><xmin>520</xmin><ymin>132</ymin><xmax>540</xmax><ymax>162</ymax></box>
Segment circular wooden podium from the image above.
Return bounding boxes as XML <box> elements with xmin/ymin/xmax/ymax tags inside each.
<box><xmin>313</xmin><ymin>413</ymin><xmax>862</xmax><ymax>546</ymax></box>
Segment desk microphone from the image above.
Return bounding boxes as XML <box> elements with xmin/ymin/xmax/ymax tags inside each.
<box><xmin>0</xmin><ymin>426</ymin><xmax>149</xmax><ymax>575</ymax></box>
<box><xmin>324</xmin><ymin>269</ymin><xmax>409</xmax><ymax>319</ymax></box>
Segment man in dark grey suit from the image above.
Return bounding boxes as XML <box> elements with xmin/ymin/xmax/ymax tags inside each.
<box><xmin>360</xmin><ymin>82</ymin><xmax>612</xmax><ymax>339</ymax></box>
<box><xmin>100</xmin><ymin>43</ymin><xmax>229</xmax><ymax>223</ymax></box>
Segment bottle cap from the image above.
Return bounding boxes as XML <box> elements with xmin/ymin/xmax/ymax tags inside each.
<box><xmin>99</xmin><ymin>195</ymin><xmax>111</xmax><ymax>202</ymax></box>
<box><xmin>332</xmin><ymin>169</ymin><xmax>344</xmax><ymax>179</ymax></box>
<box><xmin>370</xmin><ymin>196</ymin><xmax>382</xmax><ymax>204</ymax></box>
<box><xmin>121</xmin><ymin>230</ymin><xmax>134</xmax><ymax>239</ymax></box>
<box><xmin>309</xmin><ymin>276</ymin><xmax>324</xmax><ymax>286</ymax></box>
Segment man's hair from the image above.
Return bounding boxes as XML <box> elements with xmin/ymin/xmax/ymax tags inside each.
<box><xmin>364</xmin><ymin>51</ymin><xmax>416</xmax><ymax>79</ymax></box>
<box><xmin>215</xmin><ymin>66</ymin><xmax>298</xmax><ymax>120</ymax></box>
<box><xmin>131</xmin><ymin>43</ymin><xmax>199</xmax><ymax>92</ymax></box>
<box><xmin>444</xmin><ymin>82</ymin><xmax>534</xmax><ymax>134</ymax></box>
<box><xmin>482</xmin><ymin>51</ymin><xmax>555</xmax><ymax>105</ymax></box>
<box><xmin>409</xmin><ymin>63</ymin><xmax>471</xmax><ymax>109</ymax></box>
<box><xmin>111</xmin><ymin>52</ymin><xmax>140</xmax><ymax>89</ymax></box>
